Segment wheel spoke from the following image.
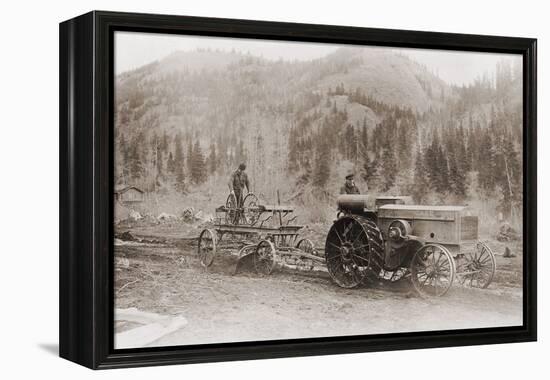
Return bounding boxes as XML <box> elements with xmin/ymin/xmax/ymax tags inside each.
<box><xmin>459</xmin><ymin>243</ymin><xmax>495</xmax><ymax>288</ymax></box>
<box><xmin>254</xmin><ymin>241</ymin><xmax>275</xmax><ymax>275</ymax></box>
<box><xmin>411</xmin><ymin>244</ymin><xmax>454</xmax><ymax>297</ymax></box>
<box><xmin>479</xmin><ymin>256</ymin><xmax>492</xmax><ymax>265</ymax></box>
<box><xmin>420</xmin><ymin>275</ymin><xmax>430</xmax><ymax>286</ymax></box>
<box><xmin>326</xmin><ymin>253</ymin><xmax>343</xmax><ymax>262</ymax></box>
<box><xmin>327</xmin><ymin>241</ymin><xmax>341</xmax><ymax>251</ymax></box>
<box><xmin>332</xmin><ymin>229</ymin><xmax>344</xmax><ymax>244</ymax></box>
<box><xmin>325</xmin><ymin>217</ymin><xmax>380</xmax><ymax>288</ymax></box>
<box><xmin>351</xmin><ymin>225</ymin><xmax>365</xmax><ymax>246</ymax></box>
<box><xmin>348</xmin><ymin>266</ymin><xmax>360</xmax><ymax>284</ymax></box>
<box><xmin>434</xmin><ymin>251</ymin><xmax>442</xmax><ymax>266</ymax></box>
<box><xmin>434</xmin><ymin>277</ymin><xmax>441</xmax><ymax>295</ymax></box>
<box><xmin>351</xmin><ymin>242</ymin><xmax>370</xmax><ymax>251</ymax></box>
<box><xmin>351</xmin><ymin>253</ymin><xmax>369</xmax><ymax>265</ymax></box>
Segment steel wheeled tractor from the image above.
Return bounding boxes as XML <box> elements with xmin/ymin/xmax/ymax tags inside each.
<box><xmin>325</xmin><ymin>195</ymin><xmax>496</xmax><ymax>297</ymax></box>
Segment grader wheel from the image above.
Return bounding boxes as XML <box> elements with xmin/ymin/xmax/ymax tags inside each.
<box><xmin>225</xmin><ymin>193</ymin><xmax>238</xmax><ymax>225</ymax></box>
<box><xmin>324</xmin><ymin>215</ymin><xmax>384</xmax><ymax>288</ymax></box>
<box><xmin>410</xmin><ymin>243</ymin><xmax>455</xmax><ymax>297</ymax></box>
<box><xmin>197</xmin><ymin>229</ymin><xmax>217</xmax><ymax>268</ymax></box>
<box><xmin>242</xmin><ymin>193</ymin><xmax>260</xmax><ymax>225</ymax></box>
<box><xmin>456</xmin><ymin>241</ymin><xmax>496</xmax><ymax>288</ymax></box>
<box><xmin>254</xmin><ymin>240</ymin><xmax>276</xmax><ymax>275</ymax></box>
<box><xmin>296</xmin><ymin>238</ymin><xmax>315</xmax><ymax>255</ymax></box>
<box><xmin>295</xmin><ymin>238</ymin><xmax>316</xmax><ymax>270</ymax></box>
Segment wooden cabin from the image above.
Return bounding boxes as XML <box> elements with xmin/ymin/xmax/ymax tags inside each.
<box><xmin>115</xmin><ymin>186</ymin><xmax>145</xmax><ymax>204</ymax></box>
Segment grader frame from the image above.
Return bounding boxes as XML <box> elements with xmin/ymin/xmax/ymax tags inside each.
<box><xmin>197</xmin><ymin>192</ymin><xmax>322</xmax><ymax>275</ymax></box>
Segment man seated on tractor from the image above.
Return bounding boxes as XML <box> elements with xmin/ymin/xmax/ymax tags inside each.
<box><xmin>228</xmin><ymin>163</ymin><xmax>250</xmax><ymax>207</ymax></box>
<box><xmin>340</xmin><ymin>172</ymin><xmax>360</xmax><ymax>194</ymax></box>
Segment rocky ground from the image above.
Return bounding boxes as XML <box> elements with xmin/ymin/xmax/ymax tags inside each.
<box><xmin>114</xmin><ymin>222</ymin><xmax>524</xmax><ymax>348</ymax></box>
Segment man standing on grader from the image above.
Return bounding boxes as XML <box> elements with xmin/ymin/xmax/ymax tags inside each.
<box><xmin>228</xmin><ymin>163</ymin><xmax>250</xmax><ymax>207</ymax></box>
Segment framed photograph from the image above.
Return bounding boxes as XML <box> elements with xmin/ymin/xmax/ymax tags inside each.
<box><xmin>59</xmin><ymin>11</ymin><xmax>537</xmax><ymax>369</ymax></box>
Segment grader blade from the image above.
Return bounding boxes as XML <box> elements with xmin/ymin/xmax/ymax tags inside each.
<box><xmin>233</xmin><ymin>245</ymin><xmax>258</xmax><ymax>275</ymax></box>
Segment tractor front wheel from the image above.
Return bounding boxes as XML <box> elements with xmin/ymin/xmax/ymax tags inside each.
<box><xmin>410</xmin><ymin>243</ymin><xmax>455</xmax><ymax>297</ymax></box>
<box><xmin>456</xmin><ymin>241</ymin><xmax>496</xmax><ymax>288</ymax></box>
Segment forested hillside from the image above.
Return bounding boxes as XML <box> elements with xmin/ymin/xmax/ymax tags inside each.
<box><xmin>114</xmin><ymin>47</ymin><xmax>523</xmax><ymax>227</ymax></box>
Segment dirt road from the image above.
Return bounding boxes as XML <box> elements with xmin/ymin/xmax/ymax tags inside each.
<box><xmin>114</xmin><ymin>224</ymin><xmax>523</xmax><ymax>348</ymax></box>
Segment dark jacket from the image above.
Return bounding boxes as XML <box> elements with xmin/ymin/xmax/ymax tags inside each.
<box><xmin>228</xmin><ymin>170</ymin><xmax>250</xmax><ymax>192</ymax></box>
<box><xmin>340</xmin><ymin>183</ymin><xmax>360</xmax><ymax>194</ymax></box>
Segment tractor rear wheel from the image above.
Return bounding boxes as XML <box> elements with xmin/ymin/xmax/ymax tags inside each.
<box><xmin>324</xmin><ymin>215</ymin><xmax>384</xmax><ymax>288</ymax></box>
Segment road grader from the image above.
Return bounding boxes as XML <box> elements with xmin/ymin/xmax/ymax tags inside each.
<box><xmin>197</xmin><ymin>192</ymin><xmax>320</xmax><ymax>275</ymax></box>
<box><xmin>326</xmin><ymin>195</ymin><xmax>496</xmax><ymax>297</ymax></box>
<box><xmin>198</xmin><ymin>193</ymin><xmax>496</xmax><ymax>297</ymax></box>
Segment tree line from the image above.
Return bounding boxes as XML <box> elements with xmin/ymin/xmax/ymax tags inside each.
<box><xmin>286</xmin><ymin>85</ymin><xmax>522</xmax><ymax>217</ymax></box>
<box><xmin>116</xmin><ymin>128</ymin><xmax>250</xmax><ymax>193</ymax></box>
<box><xmin>115</xmin><ymin>56</ymin><xmax>522</xmax><ymax>219</ymax></box>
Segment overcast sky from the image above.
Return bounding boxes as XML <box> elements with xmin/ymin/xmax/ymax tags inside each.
<box><xmin>115</xmin><ymin>31</ymin><xmax>521</xmax><ymax>86</ymax></box>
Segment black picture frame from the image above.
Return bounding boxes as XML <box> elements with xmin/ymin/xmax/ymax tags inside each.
<box><xmin>59</xmin><ymin>10</ymin><xmax>537</xmax><ymax>369</ymax></box>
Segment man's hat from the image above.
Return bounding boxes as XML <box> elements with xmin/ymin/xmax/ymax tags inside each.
<box><xmin>239</xmin><ymin>163</ymin><xmax>246</xmax><ymax>170</ymax></box>
<box><xmin>345</xmin><ymin>172</ymin><xmax>355</xmax><ymax>180</ymax></box>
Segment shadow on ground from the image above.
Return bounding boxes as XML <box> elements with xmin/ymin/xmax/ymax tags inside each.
<box><xmin>38</xmin><ymin>343</ymin><xmax>58</xmax><ymax>356</ymax></box>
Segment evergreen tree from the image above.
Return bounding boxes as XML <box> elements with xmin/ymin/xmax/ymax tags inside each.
<box><xmin>128</xmin><ymin>142</ymin><xmax>143</xmax><ymax>181</ymax></box>
<box><xmin>186</xmin><ymin>140</ymin><xmax>193</xmax><ymax>175</ymax></box>
<box><xmin>208</xmin><ymin>143</ymin><xmax>218</xmax><ymax>174</ymax></box>
<box><xmin>235</xmin><ymin>138</ymin><xmax>247</xmax><ymax>166</ymax></box>
<box><xmin>495</xmin><ymin>132</ymin><xmax>521</xmax><ymax>216</ymax></box>
<box><xmin>287</xmin><ymin>127</ymin><xmax>299</xmax><ymax>172</ymax></box>
<box><xmin>477</xmin><ymin>130</ymin><xmax>496</xmax><ymax>196</ymax></box>
<box><xmin>397</xmin><ymin>119</ymin><xmax>411</xmax><ymax>169</ymax></box>
<box><xmin>435</xmin><ymin>143</ymin><xmax>449</xmax><ymax>193</ymax></box>
<box><xmin>346</xmin><ymin>124</ymin><xmax>358</xmax><ymax>162</ymax></box>
<box><xmin>161</xmin><ymin>130</ymin><xmax>169</xmax><ymax>153</ymax></box>
<box><xmin>191</xmin><ymin>141</ymin><xmax>207</xmax><ymax>184</ymax></box>
<box><xmin>380</xmin><ymin>147</ymin><xmax>397</xmax><ymax>191</ymax></box>
<box><xmin>359</xmin><ymin>126</ymin><xmax>371</xmax><ymax>184</ymax></box>
<box><xmin>296</xmin><ymin>157</ymin><xmax>312</xmax><ymax>186</ymax></box>
<box><xmin>126</xmin><ymin>132</ymin><xmax>146</xmax><ymax>182</ymax></box>
<box><xmin>425</xmin><ymin>132</ymin><xmax>449</xmax><ymax>194</ymax></box>
<box><xmin>174</xmin><ymin>134</ymin><xmax>185</xmax><ymax>191</ymax></box>
<box><xmin>312</xmin><ymin>141</ymin><xmax>330</xmax><ymax>188</ymax></box>
<box><xmin>447</xmin><ymin>143</ymin><xmax>466</xmax><ymax>199</ymax></box>
<box><xmin>155</xmin><ymin>136</ymin><xmax>163</xmax><ymax>179</ymax></box>
<box><xmin>118</xmin><ymin>133</ymin><xmax>130</xmax><ymax>181</ymax></box>
<box><xmin>367</xmin><ymin>152</ymin><xmax>381</xmax><ymax>191</ymax></box>
<box><xmin>412</xmin><ymin>146</ymin><xmax>429</xmax><ymax>203</ymax></box>
<box><xmin>457</xmin><ymin>121</ymin><xmax>470</xmax><ymax>172</ymax></box>
<box><xmin>167</xmin><ymin>151</ymin><xmax>175</xmax><ymax>174</ymax></box>
<box><xmin>254</xmin><ymin>133</ymin><xmax>265</xmax><ymax>187</ymax></box>
<box><xmin>216</xmin><ymin>134</ymin><xmax>225</xmax><ymax>171</ymax></box>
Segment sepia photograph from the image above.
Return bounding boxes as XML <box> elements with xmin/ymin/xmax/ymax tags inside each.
<box><xmin>112</xmin><ymin>31</ymin><xmax>524</xmax><ymax>349</ymax></box>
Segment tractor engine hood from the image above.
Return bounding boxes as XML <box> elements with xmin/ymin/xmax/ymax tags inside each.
<box><xmin>337</xmin><ymin>194</ymin><xmax>370</xmax><ymax>214</ymax></box>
